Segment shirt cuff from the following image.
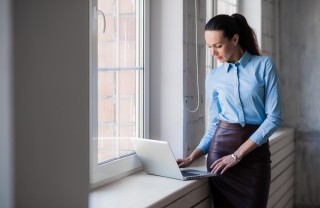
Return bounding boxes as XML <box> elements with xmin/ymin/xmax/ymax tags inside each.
<box><xmin>197</xmin><ymin>139</ymin><xmax>211</xmax><ymax>154</ymax></box>
<box><xmin>250</xmin><ymin>130</ymin><xmax>265</xmax><ymax>146</ymax></box>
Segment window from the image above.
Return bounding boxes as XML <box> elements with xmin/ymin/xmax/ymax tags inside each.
<box><xmin>90</xmin><ymin>0</ymin><xmax>146</xmax><ymax>187</ymax></box>
<box><xmin>216</xmin><ymin>0</ymin><xmax>237</xmax><ymax>15</ymax></box>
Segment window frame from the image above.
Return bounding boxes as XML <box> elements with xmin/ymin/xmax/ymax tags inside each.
<box><xmin>89</xmin><ymin>0</ymin><xmax>149</xmax><ymax>188</ymax></box>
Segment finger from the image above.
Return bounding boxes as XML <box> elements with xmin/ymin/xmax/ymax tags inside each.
<box><xmin>179</xmin><ymin>162</ymin><xmax>187</xmax><ymax>167</ymax></box>
<box><xmin>179</xmin><ymin>160</ymin><xmax>190</xmax><ymax>168</ymax></box>
<box><xmin>177</xmin><ymin>161</ymin><xmax>184</xmax><ymax>167</ymax></box>
<box><xmin>220</xmin><ymin>163</ymin><xmax>232</xmax><ymax>174</ymax></box>
<box><xmin>221</xmin><ymin>159</ymin><xmax>239</xmax><ymax>174</ymax></box>
<box><xmin>211</xmin><ymin>158</ymin><xmax>224</xmax><ymax>173</ymax></box>
<box><xmin>177</xmin><ymin>159</ymin><xmax>186</xmax><ymax>165</ymax></box>
<box><xmin>210</xmin><ymin>158</ymin><xmax>223</xmax><ymax>169</ymax></box>
<box><xmin>211</xmin><ymin>165</ymin><xmax>218</xmax><ymax>174</ymax></box>
<box><xmin>212</xmin><ymin>163</ymin><xmax>224</xmax><ymax>174</ymax></box>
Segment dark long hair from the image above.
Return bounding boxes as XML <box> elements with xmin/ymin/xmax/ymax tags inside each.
<box><xmin>205</xmin><ymin>13</ymin><xmax>261</xmax><ymax>56</ymax></box>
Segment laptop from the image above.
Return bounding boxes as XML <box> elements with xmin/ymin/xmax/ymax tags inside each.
<box><xmin>131</xmin><ymin>138</ymin><xmax>216</xmax><ymax>180</ymax></box>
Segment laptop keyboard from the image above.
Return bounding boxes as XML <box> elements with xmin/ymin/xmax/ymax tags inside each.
<box><xmin>181</xmin><ymin>171</ymin><xmax>200</xmax><ymax>177</ymax></box>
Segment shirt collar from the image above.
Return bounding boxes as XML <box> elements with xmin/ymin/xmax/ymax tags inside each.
<box><xmin>223</xmin><ymin>51</ymin><xmax>252</xmax><ymax>72</ymax></box>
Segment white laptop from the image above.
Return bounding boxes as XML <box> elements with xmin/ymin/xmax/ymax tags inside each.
<box><xmin>131</xmin><ymin>138</ymin><xmax>216</xmax><ymax>180</ymax></box>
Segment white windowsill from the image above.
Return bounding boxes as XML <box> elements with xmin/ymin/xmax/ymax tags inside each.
<box><xmin>89</xmin><ymin>128</ymin><xmax>293</xmax><ymax>208</ymax></box>
<box><xmin>89</xmin><ymin>158</ymin><xmax>210</xmax><ymax>208</ymax></box>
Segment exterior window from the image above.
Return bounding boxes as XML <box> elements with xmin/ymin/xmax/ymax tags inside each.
<box><xmin>217</xmin><ymin>0</ymin><xmax>237</xmax><ymax>15</ymax></box>
<box><xmin>96</xmin><ymin>0</ymin><xmax>144</xmax><ymax>164</ymax></box>
<box><xmin>90</xmin><ymin>0</ymin><xmax>145</xmax><ymax>186</ymax></box>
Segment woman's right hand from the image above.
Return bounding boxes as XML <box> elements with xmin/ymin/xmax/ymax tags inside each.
<box><xmin>176</xmin><ymin>158</ymin><xmax>193</xmax><ymax>168</ymax></box>
<box><xmin>176</xmin><ymin>148</ymin><xmax>205</xmax><ymax>168</ymax></box>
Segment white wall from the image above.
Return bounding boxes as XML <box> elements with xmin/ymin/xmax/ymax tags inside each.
<box><xmin>149</xmin><ymin>0</ymin><xmax>184</xmax><ymax>157</ymax></box>
<box><xmin>0</xmin><ymin>0</ymin><xmax>13</xmax><ymax>207</ymax></box>
<box><xmin>13</xmin><ymin>1</ymin><xmax>89</xmax><ymax>207</ymax></box>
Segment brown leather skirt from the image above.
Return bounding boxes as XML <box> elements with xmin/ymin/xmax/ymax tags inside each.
<box><xmin>207</xmin><ymin>121</ymin><xmax>271</xmax><ymax>208</ymax></box>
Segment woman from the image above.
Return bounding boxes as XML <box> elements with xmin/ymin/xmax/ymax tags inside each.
<box><xmin>177</xmin><ymin>13</ymin><xmax>282</xmax><ymax>208</ymax></box>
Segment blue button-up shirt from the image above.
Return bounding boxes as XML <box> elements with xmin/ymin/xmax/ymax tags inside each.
<box><xmin>198</xmin><ymin>51</ymin><xmax>282</xmax><ymax>154</ymax></box>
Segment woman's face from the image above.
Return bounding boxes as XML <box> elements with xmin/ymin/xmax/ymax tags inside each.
<box><xmin>205</xmin><ymin>30</ymin><xmax>239</xmax><ymax>63</ymax></box>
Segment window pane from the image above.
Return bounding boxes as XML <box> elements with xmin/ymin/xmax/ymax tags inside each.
<box><xmin>217</xmin><ymin>0</ymin><xmax>237</xmax><ymax>15</ymax></box>
<box><xmin>96</xmin><ymin>0</ymin><xmax>144</xmax><ymax>163</ymax></box>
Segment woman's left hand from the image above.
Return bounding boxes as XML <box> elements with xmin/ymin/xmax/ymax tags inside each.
<box><xmin>210</xmin><ymin>154</ymin><xmax>240</xmax><ymax>174</ymax></box>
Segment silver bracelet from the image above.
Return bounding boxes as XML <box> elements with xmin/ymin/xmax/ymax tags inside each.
<box><xmin>231</xmin><ymin>153</ymin><xmax>241</xmax><ymax>162</ymax></box>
